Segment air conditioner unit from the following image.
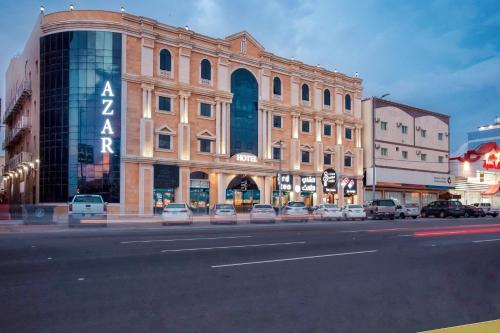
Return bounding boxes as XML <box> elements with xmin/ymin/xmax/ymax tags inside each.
<box><xmin>375</xmin><ymin>144</ymin><xmax>381</xmax><ymax>149</ymax></box>
<box><xmin>375</xmin><ymin>118</ymin><xmax>380</xmax><ymax>123</ymax></box>
<box><xmin>416</xmin><ymin>126</ymin><xmax>421</xmax><ymax>131</ymax></box>
<box><xmin>416</xmin><ymin>150</ymin><xmax>421</xmax><ymax>155</ymax></box>
<box><xmin>395</xmin><ymin>147</ymin><xmax>399</xmax><ymax>151</ymax></box>
<box><xmin>396</xmin><ymin>122</ymin><xmax>402</xmax><ymax>128</ymax></box>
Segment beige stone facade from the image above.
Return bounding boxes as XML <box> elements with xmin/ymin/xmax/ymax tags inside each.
<box><xmin>4</xmin><ymin>10</ymin><xmax>364</xmax><ymax>213</ymax></box>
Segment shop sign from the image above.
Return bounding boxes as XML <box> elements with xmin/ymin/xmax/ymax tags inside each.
<box><xmin>235</xmin><ymin>153</ymin><xmax>258</xmax><ymax>163</ymax></box>
<box><xmin>322</xmin><ymin>168</ymin><xmax>337</xmax><ymax>193</ymax></box>
<box><xmin>341</xmin><ymin>177</ymin><xmax>357</xmax><ymax>195</ymax></box>
<box><xmin>484</xmin><ymin>151</ymin><xmax>500</xmax><ymax>169</ymax></box>
<box><xmin>226</xmin><ymin>189</ymin><xmax>234</xmax><ymax>200</ymax></box>
<box><xmin>278</xmin><ymin>174</ymin><xmax>293</xmax><ymax>192</ymax></box>
<box><xmin>300</xmin><ymin>176</ymin><xmax>316</xmax><ymax>192</ymax></box>
<box><xmin>100</xmin><ymin>81</ymin><xmax>115</xmax><ymax>154</ymax></box>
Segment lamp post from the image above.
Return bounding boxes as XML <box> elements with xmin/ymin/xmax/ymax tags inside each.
<box><xmin>372</xmin><ymin>94</ymin><xmax>390</xmax><ymax>200</ymax></box>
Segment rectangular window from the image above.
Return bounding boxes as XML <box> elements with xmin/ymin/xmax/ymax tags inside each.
<box><xmin>301</xmin><ymin>120</ymin><xmax>310</xmax><ymax>133</ymax></box>
<box><xmin>438</xmin><ymin>133</ymin><xmax>443</xmax><ymax>141</ymax></box>
<box><xmin>301</xmin><ymin>150</ymin><xmax>310</xmax><ymax>163</ymax></box>
<box><xmin>158</xmin><ymin>96</ymin><xmax>171</xmax><ymax>112</ymax></box>
<box><xmin>438</xmin><ymin>156</ymin><xmax>444</xmax><ymax>163</ymax></box>
<box><xmin>200</xmin><ymin>102</ymin><xmax>212</xmax><ymax>117</ymax></box>
<box><xmin>401</xmin><ymin>125</ymin><xmax>408</xmax><ymax>134</ymax></box>
<box><xmin>273</xmin><ymin>147</ymin><xmax>281</xmax><ymax>160</ymax></box>
<box><xmin>381</xmin><ymin>148</ymin><xmax>388</xmax><ymax>156</ymax></box>
<box><xmin>345</xmin><ymin>127</ymin><xmax>352</xmax><ymax>140</ymax></box>
<box><xmin>402</xmin><ymin>151</ymin><xmax>408</xmax><ymax>159</ymax></box>
<box><xmin>158</xmin><ymin>134</ymin><xmax>171</xmax><ymax>150</ymax></box>
<box><xmin>344</xmin><ymin>155</ymin><xmax>352</xmax><ymax>167</ymax></box>
<box><xmin>421</xmin><ymin>153</ymin><xmax>427</xmax><ymax>161</ymax></box>
<box><xmin>199</xmin><ymin>139</ymin><xmax>212</xmax><ymax>153</ymax></box>
<box><xmin>381</xmin><ymin>121</ymin><xmax>387</xmax><ymax>130</ymax></box>
<box><xmin>324</xmin><ymin>153</ymin><xmax>332</xmax><ymax>165</ymax></box>
<box><xmin>323</xmin><ymin>124</ymin><xmax>332</xmax><ymax>136</ymax></box>
<box><xmin>273</xmin><ymin>115</ymin><xmax>282</xmax><ymax>128</ymax></box>
<box><xmin>421</xmin><ymin>129</ymin><xmax>427</xmax><ymax>137</ymax></box>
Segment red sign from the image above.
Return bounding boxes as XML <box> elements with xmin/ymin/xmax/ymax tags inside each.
<box><xmin>483</xmin><ymin>151</ymin><xmax>500</xmax><ymax>169</ymax></box>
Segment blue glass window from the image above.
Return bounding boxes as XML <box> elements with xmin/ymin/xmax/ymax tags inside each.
<box><xmin>273</xmin><ymin>115</ymin><xmax>282</xmax><ymax>128</ymax></box>
<box><xmin>201</xmin><ymin>59</ymin><xmax>211</xmax><ymax>80</ymax></box>
<box><xmin>324</xmin><ymin>124</ymin><xmax>332</xmax><ymax>136</ymax></box>
<box><xmin>345</xmin><ymin>127</ymin><xmax>352</xmax><ymax>140</ymax></box>
<box><xmin>160</xmin><ymin>49</ymin><xmax>172</xmax><ymax>71</ymax></box>
<box><xmin>301</xmin><ymin>150</ymin><xmax>310</xmax><ymax>163</ymax></box>
<box><xmin>301</xmin><ymin>84</ymin><xmax>309</xmax><ymax>101</ymax></box>
<box><xmin>324</xmin><ymin>153</ymin><xmax>332</xmax><ymax>165</ymax></box>
<box><xmin>273</xmin><ymin>147</ymin><xmax>281</xmax><ymax>160</ymax></box>
<box><xmin>302</xmin><ymin>120</ymin><xmax>310</xmax><ymax>133</ymax></box>
<box><xmin>273</xmin><ymin>77</ymin><xmax>281</xmax><ymax>96</ymax></box>
<box><xmin>344</xmin><ymin>155</ymin><xmax>352</xmax><ymax>167</ymax></box>
<box><xmin>159</xmin><ymin>96</ymin><xmax>171</xmax><ymax>112</ymax></box>
<box><xmin>158</xmin><ymin>134</ymin><xmax>171</xmax><ymax>149</ymax></box>
<box><xmin>324</xmin><ymin>89</ymin><xmax>331</xmax><ymax>106</ymax></box>
<box><xmin>200</xmin><ymin>103</ymin><xmax>212</xmax><ymax>117</ymax></box>
<box><xmin>345</xmin><ymin>94</ymin><xmax>352</xmax><ymax>110</ymax></box>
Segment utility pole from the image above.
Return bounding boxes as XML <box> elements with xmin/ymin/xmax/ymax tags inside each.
<box><xmin>277</xmin><ymin>140</ymin><xmax>283</xmax><ymax>215</ymax></box>
<box><xmin>372</xmin><ymin>94</ymin><xmax>390</xmax><ymax>200</ymax></box>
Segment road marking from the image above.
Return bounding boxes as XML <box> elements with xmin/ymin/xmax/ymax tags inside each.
<box><xmin>398</xmin><ymin>234</ymin><xmax>413</xmax><ymax>237</ymax></box>
<box><xmin>473</xmin><ymin>238</ymin><xmax>500</xmax><ymax>243</ymax></box>
<box><xmin>161</xmin><ymin>241</ymin><xmax>305</xmax><ymax>253</ymax></box>
<box><xmin>211</xmin><ymin>250</ymin><xmax>378</xmax><ymax>268</ymax></box>
<box><xmin>121</xmin><ymin>235</ymin><xmax>252</xmax><ymax>244</ymax></box>
<box><xmin>420</xmin><ymin>318</ymin><xmax>500</xmax><ymax>332</ymax></box>
<box><xmin>77</xmin><ymin>277</ymin><xmax>85</xmax><ymax>281</ymax></box>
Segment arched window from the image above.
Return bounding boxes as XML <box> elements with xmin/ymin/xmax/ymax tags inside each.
<box><xmin>301</xmin><ymin>84</ymin><xmax>309</xmax><ymax>102</ymax></box>
<box><xmin>345</xmin><ymin>94</ymin><xmax>352</xmax><ymax>111</ymax></box>
<box><xmin>323</xmin><ymin>89</ymin><xmax>331</xmax><ymax>106</ymax></box>
<box><xmin>159</xmin><ymin>49</ymin><xmax>172</xmax><ymax>71</ymax></box>
<box><xmin>273</xmin><ymin>77</ymin><xmax>281</xmax><ymax>96</ymax></box>
<box><xmin>201</xmin><ymin>59</ymin><xmax>211</xmax><ymax>81</ymax></box>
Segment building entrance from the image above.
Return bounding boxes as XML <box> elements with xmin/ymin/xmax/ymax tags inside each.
<box><xmin>226</xmin><ymin>175</ymin><xmax>260</xmax><ymax>212</ymax></box>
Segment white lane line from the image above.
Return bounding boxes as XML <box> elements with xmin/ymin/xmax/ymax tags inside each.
<box><xmin>398</xmin><ymin>234</ymin><xmax>413</xmax><ymax>237</ymax></box>
<box><xmin>211</xmin><ymin>249</ymin><xmax>378</xmax><ymax>268</ymax></box>
<box><xmin>161</xmin><ymin>241</ymin><xmax>306</xmax><ymax>253</ymax></box>
<box><xmin>121</xmin><ymin>235</ymin><xmax>252</xmax><ymax>244</ymax></box>
<box><xmin>473</xmin><ymin>238</ymin><xmax>500</xmax><ymax>243</ymax></box>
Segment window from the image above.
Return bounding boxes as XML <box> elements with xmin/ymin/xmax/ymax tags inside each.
<box><xmin>323</xmin><ymin>124</ymin><xmax>332</xmax><ymax>136</ymax></box>
<box><xmin>323</xmin><ymin>89</ymin><xmax>331</xmax><ymax>106</ymax></box>
<box><xmin>273</xmin><ymin>147</ymin><xmax>281</xmax><ymax>160</ymax></box>
<box><xmin>381</xmin><ymin>121</ymin><xmax>387</xmax><ymax>130</ymax></box>
<box><xmin>199</xmin><ymin>138</ymin><xmax>212</xmax><ymax>153</ymax></box>
<box><xmin>159</xmin><ymin>49</ymin><xmax>172</xmax><ymax>72</ymax></box>
<box><xmin>200</xmin><ymin>103</ymin><xmax>212</xmax><ymax>117</ymax></box>
<box><xmin>421</xmin><ymin>129</ymin><xmax>427</xmax><ymax>137</ymax></box>
<box><xmin>438</xmin><ymin>133</ymin><xmax>443</xmax><ymax>141</ymax></box>
<box><xmin>345</xmin><ymin>94</ymin><xmax>351</xmax><ymax>111</ymax></box>
<box><xmin>421</xmin><ymin>153</ymin><xmax>427</xmax><ymax>161</ymax></box>
<box><xmin>324</xmin><ymin>153</ymin><xmax>332</xmax><ymax>165</ymax></box>
<box><xmin>381</xmin><ymin>148</ymin><xmax>388</xmax><ymax>156</ymax></box>
<box><xmin>158</xmin><ymin>134</ymin><xmax>172</xmax><ymax>150</ymax></box>
<box><xmin>402</xmin><ymin>151</ymin><xmax>408</xmax><ymax>159</ymax></box>
<box><xmin>345</xmin><ymin>127</ymin><xmax>352</xmax><ymax>140</ymax></box>
<box><xmin>301</xmin><ymin>84</ymin><xmax>309</xmax><ymax>102</ymax></box>
<box><xmin>301</xmin><ymin>120</ymin><xmax>310</xmax><ymax>133</ymax></box>
<box><xmin>273</xmin><ymin>115</ymin><xmax>282</xmax><ymax>128</ymax></box>
<box><xmin>401</xmin><ymin>125</ymin><xmax>408</xmax><ymax>134</ymax></box>
<box><xmin>158</xmin><ymin>96</ymin><xmax>171</xmax><ymax>112</ymax></box>
<box><xmin>273</xmin><ymin>77</ymin><xmax>281</xmax><ymax>96</ymax></box>
<box><xmin>344</xmin><ymin>155</ymin><xmax>352</xmax><ymax>167</ymax></box>
<box><xmin>301</xmin><ymin>150</ymin><xmax>310</xmax><ymax>163</ymax></box>
<box><xmin>438</xmin><ymin>156</ymin><xmax>444</xmax><ymax>163</ymax></box>
<box><xmin>200</xmin><ymin>59</ymin><xmax>211</xmax><ymax>81</ymax></box>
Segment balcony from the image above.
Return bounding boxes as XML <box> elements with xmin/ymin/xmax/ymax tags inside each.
<box><xmin>3</xmin><ymin>80</ymin><xmax>32</xmax><ymax>124</ymax></box>
<box><xmin>5</xmin><ymin>151</ymin><xmax>33</xmax><ymax>173</ymax></box>
<box><xmin>3</xmin><ymin>116</ymin><xmax>31</xmax><ymax>150</ymax></box>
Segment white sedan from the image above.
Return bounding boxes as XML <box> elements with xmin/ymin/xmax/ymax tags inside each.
<box><xmin>250</xmin><ymin>204</ymin><xmax>276</xmax><ymax>223</ymax></box>
<box><xmin>161</xmin><ymin>203</ymin><xmax>193</xmax><ymax>225</ymax></box>
<box><xmin>342</xmin><ymin>204</ymin><xmax>366</xmax><ymax>221</ymax></box>
<box><xmin>315</xmin><ymin>204</ymin><xmax>344</xmax><ymax>221</ymax></box>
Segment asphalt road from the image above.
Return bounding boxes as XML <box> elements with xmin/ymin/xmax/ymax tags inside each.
<box><xmin>1</xmin><ymin>217</ymin><xmax>500</xmax><ymax>333</ymax></box>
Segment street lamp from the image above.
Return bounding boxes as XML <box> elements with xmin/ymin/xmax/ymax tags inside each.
<box><xmin>277</xmin><ymin>140</ymin><xmax>284</xmax><ymax>216</ymax></box>
<box><xmin>371</xmin><ymin>93</ymin><xmax>390</xmax><ymax>200</ymax></box>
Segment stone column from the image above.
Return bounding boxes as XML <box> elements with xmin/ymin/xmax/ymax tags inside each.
<box><xmin>258</xmin><ymin>109</ymin><xmax>263</xmax><ymax>159</ymax></box>
<box><xmin>336</xmin><ymin>121</ymin><xmax>343</xmax><ymax>145</ymax></box>
<box><xmin>215</xmin><ymin>101</ymin><xmax>221</xmax><ymax>155</ymax></box>
<box><xmin>262</xmin><ymin>109</ymin><xmax>267</xmax><ymax>159</ymax></box>
<box><xmin>140</xmin><ymin>85</ymin><xmax>153</xmax><ymax>157</ymax></box>
<box><xmin>267</xmin><ymin>110</ymin><xmax>272</xmax><ymax>159</ymax></box>
<box><xmin>221</xmin><ymin>102</ymin><xmax>227</xmax><ymax>155</ymax></box>
<box><xmin>226</xmin><ymin>102</ymin><xmax>231</xmax><ymax>155</ymax></box>
<box><xmin>264</xmin><ymin>176</ymin><xmax>271</xmax><ymax>204</ymax></box>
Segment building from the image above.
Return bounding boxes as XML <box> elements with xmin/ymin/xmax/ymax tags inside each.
<box><xmin>3</xmin><ymin>9</ymin><xmax>364</xmax><ymax>214</ymax></box>
<box><xmin>450</xmin><ymin>118</ymin><xmax>500</xmax><ymax>205</ymax></box>
<box><xmin>362</xmin><ymin>98</ymin><xmax>452</xmax><ymax>207</ymax></box>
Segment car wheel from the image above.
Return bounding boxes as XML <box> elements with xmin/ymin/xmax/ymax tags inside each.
<box><xmin>390</xmin><ymin>215</ymin><xmax>395</xmax><ymax>220</ymax></box>
<box><xmin>400</xmin><ymin>213</ymin><xmax>405</xmax><ymax>219</ymax></box>
<box><xmin>492</xmin><ymin>213</ymin><xmax>498</xmax><ymax>218</ymax></box>
<box><xmin>421</xmin><ymin>212</ymin><xmax>427</xmax><ymax>218</ymax></box>
<box><xmin>412</xmin><ymin>216</ymin><xmax>417</xmax><ymax>219</ymax></box>
<box><xmin>464</xmin><ymin>212</ymin><xmax>470</xmax><ymax>218</ymax></box>
<box><xmin>361</xmin><ymin>218</ymin><xmax>365</xmax><ymax>221</ymax></box>
<box><xmin>439</xmin><ymin>211</ymin><xmax>447</xmax><ymax>219</ymax></box>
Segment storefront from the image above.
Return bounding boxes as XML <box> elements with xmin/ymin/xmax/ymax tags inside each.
<box><xmin>272</xmin><ymin>174</ymin><xmax>293</xmax><ymax>208</ymax></box>
<box><xmin>322</xmin><ymin>168</ymin><xmax>338</xmax><ymax>204</ymax></box>
<box><xmin>341</xmin><ymin>176</ymin><xmax>358</xmax><ymax>205</ymax></box>
<box><xmin>153</xmin><ymin>165</ymin><xmax>179</xmax><ymax>213</ymax></box>
<box><xmin>189</xmin><ymin>171</ymin><xmax>210</xmax><ymax>213</ymax></box>
<box><xmin>226</xmin><ymin>175</ymin><xmax>260</xmax><ymax>212</ymax></box>
<box><xmin>300</xmin><ymin>176</ymin><xmax>317</xmax><ymax>207</ymax></box>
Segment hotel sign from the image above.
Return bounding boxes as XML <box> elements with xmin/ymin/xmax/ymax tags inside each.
<box><xmin>235</xmin><ymin>153</ymin><xmax>258</xmax><ymax>163</ymax></box>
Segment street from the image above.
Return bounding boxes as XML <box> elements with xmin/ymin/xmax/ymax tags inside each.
<box><xmin>1</xmin><ymin>217</ymin><xmax>500</xmax><ymax>332</ymax></box>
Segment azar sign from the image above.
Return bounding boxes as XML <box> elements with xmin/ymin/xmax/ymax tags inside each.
<box><xmin>100</xmin><ymin>81</ymin><xmax>115</xmax><ymax>154</ymax></box>
<box><xmin>322</xmin><ymin>168</ymin><xmax>337</xmax><ymax>193</ymax></box>
<box><xmin>300</xmin><ymin>176</ymin><xmax>317</xmax><ymax>192</ymax></box>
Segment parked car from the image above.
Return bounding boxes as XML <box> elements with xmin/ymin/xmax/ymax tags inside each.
<box><xmin>210</xmin><ymin>204</ymin><xmax>237</xmax><ymax>224</ymax></box>
<box><xmin>395</xmin><ymin>204</ymin><xmax>420</xmax><ymax>219</ymax></box>
<box><xmin>473</xmin><ymin>203</ymin><xmax>499</xmax><ymax>217</ymax></box>
<box><xmin>314</xmin><ymin>204</ymin><xmax>343</xmax><ymax>221</ymax></box>
<box><xmin>343</xmin><ymin>204</ymin><xmax>366</xmax><ymax>221</ymax></box>
<box><xmin>463</xmin><ymin>205</ymin><xmax>485</xmax><ymax>218</ymax></box>
<box><xmin>161</xmin><ymin>203</ymin><xmax>193</xmax><ymax>225</ymax></box>
<box><xmin>420</xmin><ymin>200</ymin><xmax>464</xmax><ymax>218</ymax></box>
<box><xmin>250</xmin><ymin>204</ymin><xmax>276</xmax><ymax>223</ymax></box>
<box><xmin>364</xmin><ymin>199</ymin><xmax>396</xmax><ymax>220</ymax></box>
<box><xmin>69</xmin><ymin>194</ymin><xmax>107</xmax><ymax>226</ymax></box>
<box><xmin>282</xmin><ymin>201</ymin><xmax>309</xmax><ymax>222</ymax></box>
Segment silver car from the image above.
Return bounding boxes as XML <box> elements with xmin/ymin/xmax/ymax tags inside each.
<box><xmin>250</xmin><ymin>204</ymin><xmax>276</xmax><ymax>223</ymax></box>
<box><xmin>161</xmin><ymin>203</ymin><xmax>193</xmax><ymax>225</ymax></box>
<box><xmin>396</xmin><ymin>204</ymin><xmax>419</xmax><ymax>219</ymax></box>
<box><xmin>282</xmin><ymin>201</ymin><xmax>309</xmax><ymax>222</ymax></box>
<box><xmin>314</xmin><ymin>204</ymin><xmax>343</xmax><ymax>221</ymax></box>
<box><xmin>210</xmin><ymin>204</ymin><xmax>237</xmax><ymax>224</ymax></box>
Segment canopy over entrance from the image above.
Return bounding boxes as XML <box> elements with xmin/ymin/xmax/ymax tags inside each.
<box><xmin>481</xmin><ymin>184</ymin><xmax>500</xmax><ymax>196</ymax></box>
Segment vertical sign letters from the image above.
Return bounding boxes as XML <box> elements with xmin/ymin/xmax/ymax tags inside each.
<box><xmin>100</xmin><ymin>81</ymin><xmax>114</xmax><ymax>154</ymax></box>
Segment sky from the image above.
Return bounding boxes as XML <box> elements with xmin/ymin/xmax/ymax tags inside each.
<box><xmin>0</xmin><ymin>0</ymin><xmax>499</xmax><ymax>152</ymax></box>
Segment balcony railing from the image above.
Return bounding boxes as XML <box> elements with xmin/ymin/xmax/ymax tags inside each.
<box><xmin>5</xmin><ymin>151</ymin><xmax>33</xmax><ymax>173</ymax></box>
<box><xmin>4</xmin><ymin>80</ymin><xmax>32</xmax><ymax>124</ymax></box>
<box><xmin>3</xmin><ymin>116</ymin><xmax>31</xmax><ymax>150</ymax></box>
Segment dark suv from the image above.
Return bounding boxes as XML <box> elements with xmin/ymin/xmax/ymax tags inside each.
<box><xmin>420</xmin><ymin>200</ymin><xmax>464</xmax><ymax>218</ymax></box>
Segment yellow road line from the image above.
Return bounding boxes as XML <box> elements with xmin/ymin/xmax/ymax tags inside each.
<box><xmin>421</xmin><ymin>319</ymin><xmax>500</xmax><ymax>332</ymax></box>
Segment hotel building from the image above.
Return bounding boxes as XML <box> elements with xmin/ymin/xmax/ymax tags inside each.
<box><xmin>4</xmin><ymin>9</ymin><xmax>364</xmax><ymax>214</ymax></box>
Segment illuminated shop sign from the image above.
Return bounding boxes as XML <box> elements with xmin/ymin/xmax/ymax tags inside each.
<box><xmin>322</xmin><ymin>168</ymin><xmax>337</xmax><ymax>193</ymax></box>
<box><xmin>341</xmin><ymin>177</ymin><xmax>357</xmax><ymax>195</ymax></box>
<box><xmin>484</xmin><ymin>151</ymin><xmax>500</xmax><ymax>170</ymax></box>
<box><xmin>300</xmin><ymin>176</ymin><xmax>316</xmax><ymax>192</ymax></box>
<box><xmin>235</xmin><ymin>153</ymin><xmax>258</xmax><ymax>163</ymax></box>
<box><xmin>100</xmin><ymin>81</ymin><xmax>115</xmax><ymax>154</ymax></box>
<box><xmin>278</xmin><ymin>174</ymin><xmax>293</xmax><ymax>192</ymax></box>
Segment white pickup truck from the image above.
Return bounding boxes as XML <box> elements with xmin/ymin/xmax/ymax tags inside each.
<box><xmin>473</xmin><ymin>203</ymin><xmax>499</xmax><ymax>217</ymax></box>
<box><xmin>69</xmin><ymin>194</ymin><xmax>107</xmax><ymax>226</ymax></box>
